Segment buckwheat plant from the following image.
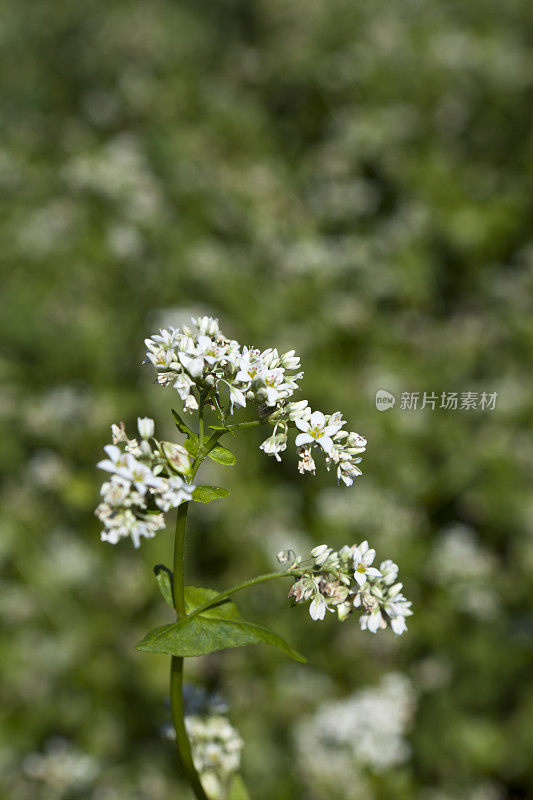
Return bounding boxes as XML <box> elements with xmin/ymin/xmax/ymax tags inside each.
<box><xmin>95</xmin><ymin>315</ymin><xmax>412</xmax><ymax>800</ymax></box>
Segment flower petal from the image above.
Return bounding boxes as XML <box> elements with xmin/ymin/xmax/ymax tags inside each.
<box><xmin>309</xmin><ymin>594</ymin><xmax>327</xmax><ymax>621</ymax></box>
<box><xmin>103</xmin><ymin>444</ymin><xmax>121</xmax><ymax>462</ymax></box>
<box><xmin>309</xmin><ymin>410</ymin><xmax>325</xmax><ymax>427</ymax></box>
<box><xmin>97</xmin><ymin>459</ymin><xmax>116</xmax><ymax>473</ymax></box>
<box><xmin>294</xmin><ymin>417</ymin><xmax>310</xmax><ymax>432</ymax></box>
<box><xmin>365</xmin><ymin>567</ymin><xmax>382</xmax><ymax>579</ymax></box>
<box><xmin>353</xmin><ymin>570</ymin><xmax>367</xmax><ymax>587</ymax></box>
<box><xmin>363</xmin><ymin>549</ymin><xmax>376</xmax><ymax>566</ymax></box>
<box><xmin>323</xmin><ymin>422</ymin><xmax>344</xmax><ymax>436</ymax></box>
<box><xmin>295</xmin><ymin>432</ymin><xmax>313</xmax><ymax>447</ymax></box>
<box><xmin>319</xmin><ymin>436</ymin><xmax>334</xmax><ymax>454</ymax></box>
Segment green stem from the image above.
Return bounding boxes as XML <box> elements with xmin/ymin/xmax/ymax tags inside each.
<box><xmin>169</xmin><ymin>403</ymin><xmax>267</xmax><ymax>799</ymax></box>
<box><xmin>186</xmin><ymin>570</ymin><xmax>299</xmax><ymax>622</ymax></box>
<box><xmin>198</xmin><ymin>393</ymin><xmax>205</xmax><ymax>451</ymax></box>
<box><xmin>170</xmin><ymin>656</ymin><xmax>210</xmax><ymax>800</ymax></box>
<box><xmin>190</xmin><ymin>419</ymin><xmax>264</xmax><ymax>480</ymax></box>
<box><xmin>172</xmin><ymin>503</ymin><xmax>188</xmax><ymax>616</ymax></box>
<box><xmin>170</xmin><ymin>501</ymin><xmax>210</xmax><ymax>800</ymax></box>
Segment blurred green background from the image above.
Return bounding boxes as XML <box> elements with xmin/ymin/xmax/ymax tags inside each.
<box><xmin>1</xmin><ymin>0</ymin><xmax>532</xmax><ymax>798</ymax></box>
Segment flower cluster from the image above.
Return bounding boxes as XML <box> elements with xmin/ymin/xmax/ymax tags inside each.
<box><xmin>95</xmin><ymin>417</ymin><xmax>194</xmax><ymax>548</ymax></box>
<box><xmin>144</xmin><ymin>315</ymin><xmax>302</xmax><ymax>414</ymax></box>
<box><xmin>164</xmin><ymin>686</ymin><xmax>244</xmax><ymax>800</ymax></box>
<box><xmin>294</xmin><ymin>673</ymin><xmax>415</xmax><ymax>796</ymax></box>
<box><xmin>185</xmin><ymin>714</ymin><xmax>244</xmax><ymax>800</ymax></box>
<box><xmin>145</xmin><ymin>315</ymin><xmax>366</xmax><ymax>485</ymax></box>
<box><xmin>23</xmin><ymin>737</ymin><xmax>98</xmax><ymax>794</ymax></box>
<box><xmin>281</xmin><ymin>541</ymin><xmax>412</xmax><ymax>634</ymax></box>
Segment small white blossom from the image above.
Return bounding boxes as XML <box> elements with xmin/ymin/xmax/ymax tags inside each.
<box><xmin>260</xmin><ymin>429</ymin><xmax>287</xmax><ymax>461</ymax></box>
<box><xmin>309</xmin><ymin>593</ymin><xmax>329</xmax><ymax>621</ymax></box>
<box><xmin>137</xmin><ymin>416</ymin><xmax>155</xmax><ymax>439</ymax></box>
<box><xmin>311</xmin><ymin>544</ymin><xmax>332</xmax><ymax>566</ymax></box>
<box><xmin>353</xmin><ymin>542</ymin><xmax>382</xmax><ymax>587</ymax></box>
<box><xmin>295</xmin><ymin>410</ymin><xmax>344</xmax><ymax>454</ymax></box>
<box><xmin>174</xmin><ymin>372</ymin><xmax>195</xmax><ymax>401</ymax></box>
<box><xmin>96</xmin><ymin>444</ymin><xmax>128</xmax><ymax>473</ymax></box>
<box><xmin>184</xmin><ymin>393</ymin><xmax>199</xmax><ymax>412</ymax></box>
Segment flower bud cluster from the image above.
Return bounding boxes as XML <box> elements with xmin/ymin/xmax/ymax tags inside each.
<box><xmin>95</xmin><ymin>417</ymin><xmax>194</xmax><ymax>548</ymax></box>
<box><xmin>283</xmin><ymin>541</ymin><xmax>412</xmax><ymax>634</ymax></box>
<box><xmin>145</xmin><ymin>315</ymin><xmax>366</xmax><ymax>485</ymax></box>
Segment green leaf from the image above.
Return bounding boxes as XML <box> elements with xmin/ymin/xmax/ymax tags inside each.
<box><xmin>192</xmin><ymin>485</ymin><xmax>230</xmax><ymax>503</ymax></box>
<box><xmin>208</xmin><ymin>445</ymin><xmax>236</xmax><ymax>466</ymax></box>
<box><xmin>136</xmin><ymin>586</ymin><xmax>306</xmax><ymax>663</ymax></box>
<box><xmin>153</xmin><ymin>565</ymin><xmax>174</xmax><ymax>607</ymax></box>
<box><xmin>183</xmin><ymin>436</ymin><xmax>199</xmax><ymax>457</ymax></box>
<box><xmin>171</xmin><ymin>408</ymin><xmax>193</xmax><ymax>435</ymax></box>
<box><xmin>184</xmin><ymin>586</ymin><xmax>240</xmax><ymax>617</ymax></box>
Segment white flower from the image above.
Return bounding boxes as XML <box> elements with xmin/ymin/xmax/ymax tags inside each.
<box><xmin>256</xmin><ymin>368</ymin><xmax>286</xmax><ymax>407</ymax></box>
<box><xmin>235</xmin><ymin>348</ymin><xmax>266</xmax><ymax>385</ymax></box>
<box><xmin>309</xmin><ymin>593</ymin><xmax>328</xmax><ymax>621</ymax></box>
<box><xmin>188</xmin><ymin>316</ymin><xmax>220</xmax><ymax>337</ymax></box>
<box><xmin>345</xmin><ymin>432</ymin><xmax>367</xmax><ymax>453</ymax></box>
<box><xmin>353</xmin><ymin>543</ymin><xmax>382</xmax><ymax>587</ymax></box>
<box><xmin>97</xmin><ymin>444</ymin><xmax>128</xmax><ymax>474</ymax></box>
<box><xmin>148</xmin><ymin>328</ymin><xmax>180</xmax><ymax>349</ymax></box>
<box><xmin>219</xmin><ymin>380</ymin><xmax>247</xmax><ymax>413</ymax></box>
<box><xmin>184</xmin><ymin>394</ymin><xmax>199</xmax><ymax>412</ymax></box>
<box><xmin>101</xmin><ymin>475</ymin><xmax>131</xmax><ymax>505</ymax></box>
<box><xmin>391</xmin><ymin>616</ymin><xmax>408</xmax><ymax>635</ymax></box>
<box><xmin>286</xmin><ymin>399</ymin><xmax>311</xmax><ymax>421</ymax></box>
<box><xmin>259</xmin><ymin>430</ymin><xmax>287</xmax><ymax>461</ymax></box>
<box><xmin>196</xmin><ymin>335</ymin><xmax>226</xmax><ymax>365</ymax></box>
<box><xmin>380</xmin><ymin>560</ymin><xmax>400</xmax><ymax>585</ymax></box>
<box><xmin>154</xmin><ymin>475</ymin><xmax>194</xmax><ymax>511</ymax></box>
<box><xmin>294</xmin><ymin>411</ymin><xmax>344</xmax><ymax>454</ymax></box>
<box><xmin>360</xmin><ymin>606</ymin><xmax>386</xmax><ymax>633</ymax></box>
<box><xmin>311</xmin><ymin>544</ymin><xmax>332</xmax><ymax>567</ymax></box>
<box><xmin>115</xmin><ymin>454</ymin><xmax>165</xmax><ymax>494</ymax></box>
<box><xmin>383</xmin><ymin>588</ymin><xmax>413</xmax><ymax>635</ymax></box>
<box><xmin>280</xmin><ymin>350</ymin><xmax>300</xmax><ymax>370</ymax></box>
<box><xmin>174</xmin><ymin>372</ymin><xmax>194</xmax><ymax>401</ymax></box>
<box><xmin>145</xmin><ymin>347</ymin><xmax>176</xmax><ymax>370</ymax></box>
<box><xmin>137</xmin><ymin>417</ymin><xmax>155</xmax><ymax>439</ymax></box>
<box><xmin>337</xmin><ymin>459</ymin><xmax>362</xmax><ymax>486</ymax></box>
<box><xmin>178</xmin><ymin>349</ymin><xmax>205</xmax><ymax>379</ymax></box>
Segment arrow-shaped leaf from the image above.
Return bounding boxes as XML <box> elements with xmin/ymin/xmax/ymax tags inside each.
<box><xmin>136</xmin><ymin>586</ymin><xmax>306</xmax><ymax>663</ymax></box>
